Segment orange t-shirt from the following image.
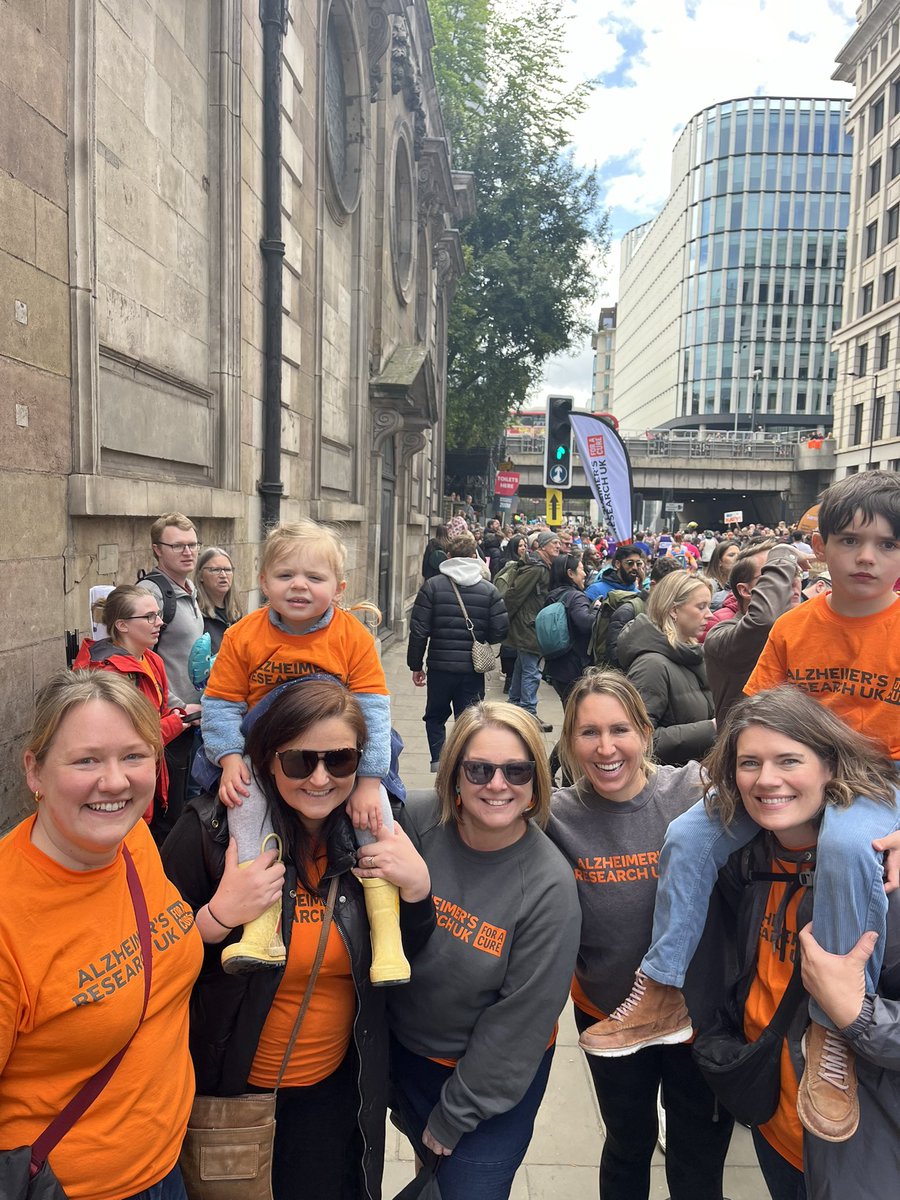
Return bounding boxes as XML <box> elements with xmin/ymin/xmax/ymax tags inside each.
<box><xmin>205</xmin><ymin>604</ymin><xmax>388</xmax><ymax>710</ymax></box>
<box><xmin>0</xmin><ymin>817</ymin><xmax>203</xmax><ymax>1200</ymax></box>
<box><xmin>742</xmin><ymin>856</ymin><xmax>808</xmax><ymax>1171</ymax></box>
<box><xmin>247</xmin><ymin>857</ymin><xmax>355</xmax><ymax>1088</ymax></box>
<box><xmin>745</xmin><ymin>594</ymin><xmax>900</xmax><ymax>757</ymax></box>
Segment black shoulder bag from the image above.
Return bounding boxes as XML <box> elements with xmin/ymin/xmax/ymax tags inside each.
<box><xmin>691</xmin><ymin>861</ymin><xmax>811</xmax><ymax>1127</ymax></box>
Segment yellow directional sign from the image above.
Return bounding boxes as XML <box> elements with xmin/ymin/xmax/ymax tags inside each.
<box><xmin>545</xmin><ymin>489</ymin><xmax>563</xmax><ymax>526</ymax></box>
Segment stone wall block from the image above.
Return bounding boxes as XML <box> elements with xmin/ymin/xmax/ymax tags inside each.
<box><xmin>157</xmin><ymin>0</ymin><xmax>188</xmax><ymax>49</ymax></box>
<box><xmin>171</xmin><ymin>93</ymin><xmax>209</xmax><ymax>180</ymax></box>
<box><xmin>97</xmin><ymin>222</ymin><xmax>167</xmax><ymax>315</ymax></box>
<box><xmin>181</xmin><ymin>169</ymin><xmax>210</xmax><ymax>236</ymax></box>
<box><xmin>0</xmin><ymin>358</ymin><xmax>71</xmax><ymax>473</ymax></box>
<box><xmin>0</xmin><ymin>472</ymin><xmax>67</xmax><ymax>559</ymax></box>
<box><xmin>0</xmin><ymin>171</ymin><xmax>36</xmax><ymax>264</ymax></box>
<box><xmin>144</xmin><ymin>71</ymin><xmax>173</xmax><ymax>147</ymax></box>
<box><xmin>282</xmin><ymin>314</ymin><xmax>302</xmax><ymax>367</ymax></box>
<box><xmin>98</xmin><ymin>281</ymin><xmax>143</xmax><ymax>358</ymax></box>
<box><xmin>0</xmin><ymin>82</ymin><xmax>67</xmax><ymax>207</ymax></box>
<box><xmin>183</xmin><ymin>0</ymin><xmax>209</xmax><ymax>65</ymax></box>
<box><xmin>102</xmin><ymin>160</ymin><xmax>178</xmax><ymax>266</ymax></box>
<box><xmin>0</xmin><ymin>648</ymin><xmax>37</xmax><ymax>747</ymax></box>
<box><xmin>0</xmin><ymin>557</ymin><xmax>65</xmax><ymax>654</ymax></box>
<box><xmin>0</xmin><ymin>5</ymin><xmax>68</xmax><ymax>131</ymax></box>
<box><xmin>167</xmin><ymin>275</ymin><xmax>209</xmax><ymax>341</ymax></box>
<box><xmin>35</xmin><ymin>196</ymin><xmax>69</xmax><ymax>282</ymax></box>
<box><xmin>282</xmin><ymin>19</ymin><xmax>304</xmax><ymax>92</ymax></box>
<box><xmin>0</xmin><ymin>732</ymin><xmax>32</xmax><ymax>835</ymax></box>
<box><xmin>132</xmin><ymin>0</ymin><xmax>157</xmax><ymax>59</ymax></box>
<box><xmin>100</xmin><ymin>0</ymin><xmax>134</xmax><ymax>38</ymax></box>
<box><xmin>140</xmin><ymin>307</ymin><xmax>209</xmax><ymax>384</ymax></box>
<box><xmin>97</xmin><ymin>2</ymin><xmax>147</xmax><ymax>118</ymax></box>
<box><xmin>176</xmin><ymin>214</ymin><xmax>209</xmax><ymax>284</ymax></box>
<box><xmin>154</xmin><ymin>17</ymin><xmax>207</xmax><ymax>125</ymax></box>
<box><xmin>0</xmin><ymin>250</ymin><xmax>70</xmax><ymax>375</ymax></box>
<box><xmin>97</xmin><ymin>77</ymin><xmax>157</xmax><ymax>175</ymax></box>
<box><xmin>154</xmin><ymin>150</ymin><xmax>186</xmax><ymax>214</ymax></box>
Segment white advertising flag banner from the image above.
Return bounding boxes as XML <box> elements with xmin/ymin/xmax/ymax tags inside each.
<box><xmin>569</xmin><ymin>414</ymin><xmax>634</xmax><ymax>541</ymax></box>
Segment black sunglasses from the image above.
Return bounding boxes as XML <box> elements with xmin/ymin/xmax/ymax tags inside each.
<box><xmin>275</xmin><ymin>748</ymin><xmax>361</xmax><ymax>779</ymax></box>
<box><xmin>461</xmin><ymin>759</ymin><xmax>536</xmax><ymax>786</ymax></box>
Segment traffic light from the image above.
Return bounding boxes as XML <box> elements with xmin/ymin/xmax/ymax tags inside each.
<box><xmin>543</xmin><ymin>395</ymin><xmax>573</xmax><ymax>489</ymax></box>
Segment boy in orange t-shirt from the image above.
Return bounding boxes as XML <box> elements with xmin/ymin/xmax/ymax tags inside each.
<box><xmin>576</xmin><ymin>471</ymin><xmax>900</xmax><ymax>1144</ymax></box>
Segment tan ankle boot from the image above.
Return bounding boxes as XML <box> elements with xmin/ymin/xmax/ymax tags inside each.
<box><xmin>578</xmin><ymin>970</ymin><xmax>692</xmax><ymax>1057</ymax></box>
<box><xmin>797</xmin><ymin>1021</ymin><xmax>859</xmax><ymax>1142</ymax></box>
<box><xmin>220</xmin><ymin>860</ymin><xmax>286</xmax><ymax>975</ymax></box>
<box><xmin>360</xmin><ymin>876</ymin><xmax>410</xmax><ymax>986</ymax></box>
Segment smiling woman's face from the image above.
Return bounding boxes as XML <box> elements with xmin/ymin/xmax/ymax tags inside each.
<box><xmin>570</xmin><ymin>694</ymin><xmax>649</xmax><ymax>803</ymax></box>
<box><xmin>734</xmin><ymin>726</ymin><xmax>831</xmax><ymax>849</ymax></box>
<box><xmin>270</xmin><ymin>715</ymin><xmax>359</xmax><ymax>835</ymax></box>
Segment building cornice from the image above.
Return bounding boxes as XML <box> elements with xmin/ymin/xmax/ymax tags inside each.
<box><xmin>833</xmin><ymin>0</ymin><xmax>899</xmax><ymax>82</ymax></box>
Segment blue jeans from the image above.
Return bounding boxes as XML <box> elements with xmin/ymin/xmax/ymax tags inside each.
<box><xmin>751</xmin><ymin>1128</ymin><xmax>806</xmax><ymax>1200</ymax></box>
<box><xmin>508</xmin><ymin>650</ymin><xmax>541</xmax><ymax>716</ymax></box>
<box><xmin>124</xmin><ymin>1164</ymin><xmax>187</xmax><ymax>1200</ymax></box>
<box><xmin>390</xmin><ymin>1037</ymin><xmax>553</xmax><ymax>1200</ymax></box>
<box><xmin>641</xmin><ymin>794</ymin><xmax>899</xmax><ymax>1027</ymax></box>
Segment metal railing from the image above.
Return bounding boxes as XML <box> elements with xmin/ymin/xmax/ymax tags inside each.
<box><xmin>504</xmin><ymin>428</ymin><xmax>830</xmax><ymax>462</ymax></box>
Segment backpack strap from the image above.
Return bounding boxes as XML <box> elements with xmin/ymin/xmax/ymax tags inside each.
<box><xmin>137</xmin><ymin>568</ymin><xmax>177</xmax><ymax>627</ymax></box>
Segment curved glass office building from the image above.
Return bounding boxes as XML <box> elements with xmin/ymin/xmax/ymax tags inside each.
<box><xmin>615</xmin><ymin>97</ymin><xmax>852</xmax><ymax>431</ymax></box>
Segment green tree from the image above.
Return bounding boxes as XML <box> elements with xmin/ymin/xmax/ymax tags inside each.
<box><xmin>431</xmin><ymin>0</ymin><xmax>609</xmax><ymax>449</ymax></box>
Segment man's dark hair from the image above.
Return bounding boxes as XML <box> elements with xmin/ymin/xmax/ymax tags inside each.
<box><xmin>817</xmin><ymin>470</ymin><xmax>900</xmax><ymax>541</ymax></box>
<box><xmin>650</xmin><ymin>557</ymin><xmax>682</xmax><ymax>584</ymax></box>
<box><xmin>613</xmin><ymin>544</ymin><xmax>646</xmax><ymax>563</ymax></box>
<box><xmin>790</xmin><ymin>529</ymin><xmax>805</xmax><ymax>542</ymax></box>
<box><xmin>727</xmin><ymin>539</ymin><xmax>779</xmax><ymax>595</ymax></box>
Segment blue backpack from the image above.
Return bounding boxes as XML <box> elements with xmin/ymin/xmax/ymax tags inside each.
<box><xmin>535</xmin><ymin>599</ymin><xmax>572</xmax><ymax>659</ymax></box>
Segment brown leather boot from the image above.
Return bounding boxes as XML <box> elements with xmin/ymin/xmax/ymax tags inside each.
<box><xmin>797</xmin><ymin>1021</ymin><xmax>859</xmax><ymax>1142</ymax></box>
<box><xmin>578</xmin><ymin>970</ymin><xmax>693</xmax><ymax>1057</ymax></box>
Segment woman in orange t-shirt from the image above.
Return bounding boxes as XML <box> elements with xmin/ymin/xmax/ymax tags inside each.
<box><xmin>162</xmin><ymin>679</ymin><xmax>434</xmax><ymax>1200</ymax></box>
<box><xmin>701</xmin><ymin>687</ymin><xmax>898</xmax><ymax>1200</ymax></box>
<box><xmin>0</xmin><ymin>670</ymin><xmax>203</xmax><ymax>1200</ymax></box>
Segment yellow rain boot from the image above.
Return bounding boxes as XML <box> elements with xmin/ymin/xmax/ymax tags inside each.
<box><xmin>221</xmin><ymin>835</ymin><xmax>286</xmax><ymax>975</ymax></box>
<box><xmin>359</xmin><ymin>876</ymin><xmax>411</xmax><ymax>986</ymax></box>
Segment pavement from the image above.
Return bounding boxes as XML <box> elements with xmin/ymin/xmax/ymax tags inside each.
<box><xmin>378</xmin><ymin>635</ymin><xmax>769</xmax><ymax>1199</ymax></box>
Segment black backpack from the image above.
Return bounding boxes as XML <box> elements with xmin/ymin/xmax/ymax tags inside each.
<box><xmin>137</xmin><ymin>568</ymin><xmax>178</xmax><ymax>628</ymax></box>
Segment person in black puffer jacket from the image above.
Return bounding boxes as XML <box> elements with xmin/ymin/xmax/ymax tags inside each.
<box><xmin>407</xmin><ymin>533</ymin><xmax>509</xmax><ymax>769</ymax></box>
<box><xmin>616</xmin><ymin>571</ymin><xmax>716</xmax><ymax>767</ymax></box>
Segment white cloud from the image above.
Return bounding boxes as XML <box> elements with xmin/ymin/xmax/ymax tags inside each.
<box><xmin>537</xmin><ymin>0</ymin><xmax>857</xmax><ymax>405</ymax></box>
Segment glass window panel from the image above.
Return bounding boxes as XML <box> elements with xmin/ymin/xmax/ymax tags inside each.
<box><xmin>732</xmin><ymin>156</ymin><xmax>745</xmax><ymax>189</ymax></box>
<box><xmin>717</xmin><ymin>159</ymin><xmax>729</xmax><ymax>192</ymax></box>
<box><xmin>724</xmin><ymin>308</ymin><xmax>736</xmax><ymax>339</ymax></box>
<box><xmin>797</xmin><ymin>110</ymin><xmax>810</xmax><ymax>153</ymax></box>
<box><xmin>718</xmin><ymin>112</ymin><xmax>731</xmax><ymax>156</ymax></box>
<box><xmin>708</xmin><ymin>309</ymin><xmax>720</xmax><ymax>340</ymax></box>
<box><xmin>776</xmin><ymin>234</ymin><xmax>789</xmax><ymax>266</ymax></box>
<box><xmin>762</xmin><ymin>193</ymin><xmax>776</xmax><ymax>228</ymax></box>
<box><xmin>792</xmin><ymin>195</ymin><xmax>806</xmax><ymax>227</ymax></box>
<box><xmin>705</xmin><ymin>115</ymin><xmax>716</xmax><ymax>161</ymax></box>
<box><xmin>700</xmin><ymin>199</ymin><xmax>711</xmax><ymax>235</ymax></box>
<box><xmin>766</xmin><ymin>109</ymin><xmax>780</xmax><ymax>152</ymax></box>
<box><xmin>783</xmin><ymin>109</ymin><xmax>795</xmax><ymax>152</ymax></box>
<box><xmin>709</xmin><ymin>272</ymin><xmax>722</xmax><ymax>305</ymax></box>
<box><xmin>891</xmin><ymin>139</ymin><xmax>900</xmax><ymax>179</ymax></box>
<box><xmin>828</xmin><ymin>112</ymin><xmax>842</xmax><ymax>153</ymax></box>
<box><xmin>869</xmin><ymin>158</ymin><xmax>882</xmax><ymax>197</ymax></box>
<box><xmin>749</xmin><ymin>155</ymin><xmax>763</xmax><ymax>189</ymax></box>
<box><xmin>813</xmin><ymin>110</ymin><xmax>826</xmax><ymax>153</ymax></box>
<box><xmin>839</xmin><ymin>194</ymin><xmax>849</xmax><ymax>227</ymax></box>
<box><xmin>745</xmin><ymin>193</ymin><xmax>760</xmax><ymax>227</ymax></box>
<box><xmin>779</xmin><ymin>195</ymin><xmax>792</xmax><ymax>229</ymax></box>
<box><xmin>711</xmin><ymin>233</ymin><xmax>725</xmax><ymax>269</ymax></box>
<box><xmin>824</xmin><ymin>155</ymin><xmax>838</xmax><ymax>190</ymax></box>
<box><xmin>729</xmin><ymin>195</ymin><xmax>743</xmax><ymax>227</ymax></box>
<box><xmin>872</xmin><ymin>96</ymin><xmax>885</xmax><ymax>136</ymax></box>
<box><xmin>698</xmin><ymin>236</ymin><xmax>709</xmax><ymax>267</ymax></box>
<box><xmin>823</xmin><ymin>195</ymin><xmax>835</xmax><ymax>228</ymax></box>
<box><xmin>888</xmin><ymin>203</ymin><xmax>899</xmax><ymax>242</ymax></box>
<box><xmin>795</xmin><ymin>156</ymin><xmax>808</xmax><ymax>191</ymax></box>
<box><xmin>752</xmin><ymin>108</ymin><xmax>766</xmax><ymax>152</ymax></box>
<box><xmin>760</xmin><ymin>233</ymin><xmax>773</xmax><ymax>265</ymax></box>
<box><xmin>714</xmin><ymin>196</ymin><xmax>727</xmax><ymax>232</ymax></box>
<box><xmin>744</xmin><ymin>232</ymin><xmax>757</xmax><ymax>266</ymax></box>
<box><xmin>790</xmin><ymin>236</ymin><xmax>802</xmax><ymax>267</ymax></box>
<box><xmin>727</xmin><ymin>232</ymin><xmax>742</xmax><ymax>268</ymax></box>
<box><xmin>808</xmin><ymin>195</ymin><xmax>821</xmax><ymax>226</ymax></box>
<box><xmin>734</xmin><ymin>109</ymin><xmax>748</xmax><ymax>154</ymax></box>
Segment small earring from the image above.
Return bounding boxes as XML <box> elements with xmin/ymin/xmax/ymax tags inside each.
<box><xmin>455</xmin><ymin>787</ymin><xmax>462</xmax><ymax>809</ymax></box>
<box><xmin>33</xmin><ymin>791</ymin><xmax>42</xmax><ymax>805</ymax></box>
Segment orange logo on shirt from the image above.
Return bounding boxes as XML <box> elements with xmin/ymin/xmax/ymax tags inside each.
<box><xmin>573</xmin><ymin>851</ymin><xmax>659</xmax><ymax>884</ymax></box>
<box><xmin>432</xmin><ymin>896</ymin><xmax>508</xmax><ymax>957</ymax></box>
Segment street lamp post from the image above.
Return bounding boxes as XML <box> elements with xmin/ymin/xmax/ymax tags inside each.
<box><xmin>749</xmin><ymin>368</ymin><xmax>762</xmax><ymax>434</ymax></box>
<box><xmin>867</xmin><ymin>372</ymin><xmax>880</xmax><ymax>469</ymax></box>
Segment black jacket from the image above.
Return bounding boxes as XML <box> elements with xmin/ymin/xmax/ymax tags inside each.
<box><xmin>202</xmin><ymin>608</ymin><xmax>232</xmax><ymax>655</ymax></box>
<box><xmin>161</xmin><ymin>795</ymin><xmax>435</xmax><ymax>1200</ymax></box>
<box><xmin>407</xmin><ymin>559</ymin><xmax>509</xmax><ymax>673</ymax></box>
<box><xmin>616</xmin><ymin>614</ymin><xmax>716</xmax><ymax>766</ymax></box>
<box><xmin>541</xmin><ymin>585</ymin><xmax>595</xmax><ymax>684</ymax></box>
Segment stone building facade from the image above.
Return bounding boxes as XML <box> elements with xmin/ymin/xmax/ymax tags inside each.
<box><xmin>0</xmin><ymin>0</ymin><xmax>471</xmax><ymax>829</ymax></box>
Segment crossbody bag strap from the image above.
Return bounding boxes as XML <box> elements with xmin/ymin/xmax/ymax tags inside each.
<box><xmin>30</xmin><ymin>844</ymin><xmax>153</xmax><ymax>1174</ymax></box>
<box><xmin>274</xmin><ymin>874</ymin><xmax>339</xmax><ymax>1091</ymax></box>
<box><xmin>764</xmin><ymin>950</ymin><xmax>807</xmax><ymax>1041</ymax></box>
<box><xmin>447</xmin><ymin>579</ymin><xmax>476</xmax><ymax>639</ymax></box>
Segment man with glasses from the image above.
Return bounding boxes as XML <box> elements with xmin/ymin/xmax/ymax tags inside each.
<box><xmin>138</xmin><ymin>512</ymin><xmax>205</xmax><ymax>840</ymax></box>
<box><xmin>585</xmin><ymin>544</ymin><xmax>648</xmax><ymax>603</ymax></box>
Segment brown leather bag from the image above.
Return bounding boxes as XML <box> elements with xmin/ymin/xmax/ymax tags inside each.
<box><xmin>179</xmin><ymin>877</ymin><xmax>338</xmax><ymax>1200</ymax></box>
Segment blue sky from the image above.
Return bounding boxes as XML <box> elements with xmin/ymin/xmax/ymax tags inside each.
<box><xmin>538</xmin><ymin>0</ymin><xmax>859</xmax><ymax>406</ymax></box>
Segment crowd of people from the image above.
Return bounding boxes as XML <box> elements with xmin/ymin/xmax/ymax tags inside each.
<box><xmin>1</xmin><ymin>471</ymin><xmax>899</xmax><ymax>1200</ymax></box>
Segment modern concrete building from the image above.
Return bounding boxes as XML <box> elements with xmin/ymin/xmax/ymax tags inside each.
<box><xmin>590</xmin><ymin>304</ymin><xmax>616</xmax><ymax>413</ymax></box>
<box><xmin>832</xmin><ymin>0</ymin><xmax>900</xmax><ymax>475</ymax></box>
<box><xmin>615</xmin><ymin>97</ymin><xmax>852</xmax><ymax>433</ymax></box>
<box><xmin>0</xmin><ymin>0</ymin><xmax>471</xmax><ymax>828</ymax></box>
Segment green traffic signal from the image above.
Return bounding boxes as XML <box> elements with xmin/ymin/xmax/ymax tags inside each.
<box><xmin>555</xmin><ymin>445</ymin><xmax>566</xmax><ymax>460</ymax></box>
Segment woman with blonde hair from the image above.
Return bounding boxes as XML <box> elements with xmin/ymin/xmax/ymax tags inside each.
<box><xmin>546</xmin><ymin>670</ymin><xmax>733</xmax><ymax>1200</ymax></box>
<box><xmin>387</xmin><ymin>701</ymin><xmax>581</xmax><ymax>1200</ymax></box>
<box><xmin>616</xmin><ymin>571</ymin><xmax>716</xmax><ymax>766</ymax></box>
<box><xmin>194</xmin><ymin>546</ymin><xmax>243</xmax><ymax>654</ymax></box>
<box><xmin>0</xmin><ymin>670</ymin><xmax>203</xmax><ymax>1200</ymax></box>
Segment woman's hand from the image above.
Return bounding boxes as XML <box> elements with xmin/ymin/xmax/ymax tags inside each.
<box><xmin>353</xmin><ymin>823</ymin><xmax>431</xmax><ymax>902</ymax></box>
<box><xmin>874</xmin><ymin>831</ymin><xmax>900</xmax><ymax>893</ymax></box>
<box><xmin>421</xmin><ymin>1128</ymin><xmax>452</xmax><ymax>1157</ymax></box>
<box><xmin>798</xmin><ymin>922</ymin><xmax>877</xmax><ymax>1029</ymax></box>
<box><xmin>218</xmin><ymin>754</ymin><xmax>251</xmax><ymax>807</ymax></box>
<box><xmin>196</xmin><ymin>838</ymin><xmax>285</xmax><ymax>942</ymax></box>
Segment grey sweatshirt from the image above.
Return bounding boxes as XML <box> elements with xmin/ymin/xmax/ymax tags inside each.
<box><xmin>546</xmin><ymin>763</ymin><xmax>703</xmax><ymax>1017</ymax></box>
<box><xmin>391</xmin><ymin>792</ymin><xmax>581</xmax><ymax>1149</ymax></box>
<box><xmin>140</xmin><ymin>573</ymin><xmax>204</xmax><ymax>706</ymax></box>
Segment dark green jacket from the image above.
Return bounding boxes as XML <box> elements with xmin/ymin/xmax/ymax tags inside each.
<box><xmin>494</xmin><ymin>554</ymin><xmax>551</xmax><ymax>654</ymax></box>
